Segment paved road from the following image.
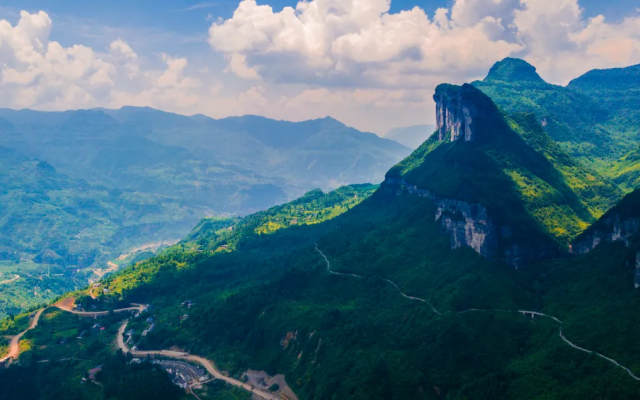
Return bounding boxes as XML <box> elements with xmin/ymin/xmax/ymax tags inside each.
<box><xmin>315</xmin><ymin>245</ymin><xmax>362</xmax><ymax>278</ymax></box>
<box><xmin>316</xmin><ymin>245</ymin><xmax>640</xmax><ymax>382</ymax></box>
<box><xmin>116</xmin><ymin>321</ymin><xmax>279</xmax><ymax>400</ymax></box>
<box><xmin>0</xmin><ymin>308</ymin><xmax>44</xmax><ymax>363</ymax></box>
<box><xmin>0</xmin><ymin>275</ymin><xmax>20</xmax><ymax>286</ymax></box>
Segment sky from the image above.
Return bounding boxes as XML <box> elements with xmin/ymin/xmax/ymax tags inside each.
<box><xmin>0</xmin><ymin>0</ymin><xmax>639</xmax><ymax>135</ymax></box>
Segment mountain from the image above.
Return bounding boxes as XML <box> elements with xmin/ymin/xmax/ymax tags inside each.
<box><xmin>567</xmin><ymin>64</ymin><xmax>640</xmax><ymax>190</ymax></box>
<box><xmin>472</xmin><ymin>58</ymin><xmax>621</xmax><ymax>164</ymax></box>
<box><xmin>387</xmin><ymin>84</ymin><xmax>621</xmax><ymax>259</ymax></box>
<box><xmin>7</xmin><ymin>80</ymin><xmax>640</xmax><ymax>399</ymax></box>
<box><xmin>0</xmin><ymin>145</ymin><xmax>203</xmax><ymax>317</ymax></box>
<box><xmin>473</xmin><ymin>58</ymin><xmax>640</xmax><ymax>199</ymax></box>
<box><xmin>385</xmin><ymin>124</ymin><xmax>436</xmax><ymax>149</ymax></box>
<box><xmin>0</xmin><ymin>108</ymin><xmax>409</xmax><ymax>315</ymax></box>
<box><xmin>101</xmin><ymin>107</ymin><xmax>411</xmax><ymax>193</ymax></box>
<box><xmin>568</xmin><ymin>63</ymin><xmax>640</xmax><ymax>130</ymax></box>
<box><xmin>0</xmin><ymin>108</ymin><xmax>409</xmax><ymax>214</ymax></box>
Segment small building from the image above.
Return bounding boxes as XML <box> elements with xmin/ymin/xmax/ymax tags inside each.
<box><xmin>103</xmin><ymin>288</ymin><xmax>109</xmax><ymax>294</ymax></box>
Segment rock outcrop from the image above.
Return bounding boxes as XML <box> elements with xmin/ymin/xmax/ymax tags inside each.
<box><xmin>434</xmin><ymin>84</ymin><xmax>483</xmax><ymax>142</ymax></box>
<box><xmin>384</xmin><ymin>178</ymin><xmax>544</xmax><ymax>269</ymax></box>
<box><xmin>572</xmin><ymin>190</ymin><xmax>640</xmax><ymax>287</ymax></box>
<box><xmin>572</xmin><ymin>215</ymin><xmax>640</xmax><ymax>255</ymax></box>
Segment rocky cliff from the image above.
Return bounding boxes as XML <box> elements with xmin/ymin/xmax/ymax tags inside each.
<box><xmin>384</xmin><ymin>177</ymin><xmax>547</xmax><ymax>269</ymax></box>
<box><xmin>434</xmin><ymin>84</ymin><xmax>486</xmax><ymax>142</ymax></box>
<box><xmin>572</xmin><ymin>190</ymin><xmax>640</xmax><ymax>287</ymax></box>
<box><xmin>572</xmin><ymin>215</ymin><xmax>640</xmax><ymax>255</ymax></box>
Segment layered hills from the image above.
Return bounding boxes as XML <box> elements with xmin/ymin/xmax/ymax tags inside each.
<box><xmin>473</xmin><ymin>58</ymin><xmax>640</xmax><ymax>192</ymax></box>
<box><xmin>0</xmin><ymin>109</ymin><xmax>409</xmax><ymax>316</ymax></box>
<box><xmin>5</xmin><ymin>59</ymin><xmax>640</xmax><ymax>400</ymax></box>
<box><xmin>4</xmin><ymin>71</ymin><xmax>640</xmax><ymax>400</ymax></box>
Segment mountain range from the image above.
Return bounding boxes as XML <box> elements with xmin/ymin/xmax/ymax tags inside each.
<box><xmin>4</xmin><ymin>58</ymin><xmax>640</xmax><ymax>400</ymax></box>
<box><xmin>0</xmin><ymin>110</ymin><xmax>409</xmax><ymax>317</ymax></box>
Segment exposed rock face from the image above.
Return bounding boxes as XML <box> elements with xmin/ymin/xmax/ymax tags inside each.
<box><xmin>572</xmin><ymin>206</ymin><xmax>640</xmax><ymax>288</ymax></box>
<box><xmin>434</xmin><ymin>86</ymin><xmax>480</xmax><ymax>142</ymax></box>
<box><xmin>572</xmin><ymin>215</ymin><xmax>640</xmax><ymax>254</ymax></box>
<box><xmin>385</xmin><ymin>178</ymin><xmax>539</xmax><ymax>269</ymax></box>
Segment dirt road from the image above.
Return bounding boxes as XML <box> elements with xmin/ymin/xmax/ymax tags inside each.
<box><xmin>0</xmin><ymin>275</ymin><xmax>20</xmax><ymax>286</ymax></box>
<box><xmin>0</xmin><ymin>308</ymin><xmax>44</xmax><ymax>363</ymax></box>
<box><xmin>54</xmin><ymin>298</ymin><xmax>145</xmax><ymax>317</ymax></box>
<box><xmin>117</xmin><ymin>321</ymin><xmax>279</xmax><ymax>400</ymax></box>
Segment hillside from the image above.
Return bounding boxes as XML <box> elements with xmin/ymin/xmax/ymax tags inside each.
<box><xmin>5</xmin><ymin>82</ymin><xmax>640</xmax><ymax>399</ymax></box>
<box><xmin>568</xmin><ymin>65</ymin><xmax>640</xmax><ymax>190</ymax></box>
<box><xmin>387</xmin><ymin>84</ymin><xmax>619</xmax><ymax>258</ymax></box>
<box><xmin>0</xmin><ymin>145</ymin><xmax>200</xmax><ymax>317</ymax></box>
<box><xmin>0</xmin><ymin>108</ymin><xmax>408</xmax><ymax>317</ymax></box>
<box><xmin>472</xmin><ymin>58</ymin><xmax>638</xmax><ymax>172</ymax></box>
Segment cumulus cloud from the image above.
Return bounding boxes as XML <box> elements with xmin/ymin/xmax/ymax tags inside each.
<box><xmin>209</xmin><ymin>0</ymin><xmax>640</xmax><ymax>86</ymax></box>
<box><xmin>0</xmin><ymin>11</ymin><xmax>204</xmax><ymax>112</ymax></box>
<box><xmin>2</xmin><ymin>1</ymin><xmax>640</xmax><ymax>134</ymax></box>
<box><xmin>208</xmin><ymin>0</ymin><xmax>520</xmax><ymax>88</ymax></box>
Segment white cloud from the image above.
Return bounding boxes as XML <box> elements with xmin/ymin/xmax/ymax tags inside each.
<box><xmin>0</xmin><ymin>11</ymin><xmax>206</xmax><ymax>112</ymax></box>
<box><xmin>2</xmin><ymin>2</ymin><xmax>640</xmax><ymax>135</ymax></box>
<box><xmin>208</xmin><ymin>0</ymin><xmax>521</xmax><ymax>88</ymax></box>
<box><xmin>209</xmin><ymin>0</ymin><xmax>640</xmax><ymax>87</ymax></box>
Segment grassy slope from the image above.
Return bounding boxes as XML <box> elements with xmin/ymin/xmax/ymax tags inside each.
<box><xmin>88</xmin><ymin>187</ymin><xmax>640</xmax><ymax>399</ymax></box>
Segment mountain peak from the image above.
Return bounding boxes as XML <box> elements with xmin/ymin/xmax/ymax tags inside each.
<box><xmin>485</xmin><ymin>58</ymin><xmax>545</xmax><ymax>84</ymax></box>
<box><xmin>434</xmin><ymin>83</ymin><xmax>500</xmax><ymax>142</ymax></box>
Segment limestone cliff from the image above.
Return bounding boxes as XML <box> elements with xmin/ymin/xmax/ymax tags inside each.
<box><xmin>572</xmin><ymin>189</ymin><xmax>640</xmax><ymax>287</ymax></box>
<box><xmin>572</xmin><ymin>215</ymin><xmax>640</xmax><ymax>254</ymax></box>
<box><xmin>384</xmin><ymin>177</ymin><xmax>548</xmax><ymax>269</ymax></box>
<box><xmin>434</xmin><ymin>84</ymin><xmax>485</xmax><ymax>142</ymax></box>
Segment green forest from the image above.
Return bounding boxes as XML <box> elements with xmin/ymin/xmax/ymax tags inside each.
<box><xmin>3</xmin><ymin>58</ymin><xmax>640</xmax><ymax>400</ymax></box>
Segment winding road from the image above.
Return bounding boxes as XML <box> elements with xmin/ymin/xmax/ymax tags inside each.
<box><xmin>54</xmin><ymin>298</ymin><xmax>145</xmax><ymax>318</ymax></box>
<box><xmin>315</xmin><ymin>245</ymin><xmax>640</xmax><ymax>382</ymax></box>
<box><xmin>0</xmin><ymin>308</ymin><xmax>44</xmax><ymax>363</ymax></box>
<box><xmin>0</xmin><ymin>275</ymin><xmax>20</xmax><ymax>286</ymax></box>
<box><xmin>116</xmin><ymin>320</ymin><xmax>279</xmax><ymax>400</ymax></box>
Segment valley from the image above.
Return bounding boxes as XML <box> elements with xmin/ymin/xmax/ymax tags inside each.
<box><xmin>4</xmin><ymin>56</ymin><xmax>640</xmax><ymax>400</ymax></box>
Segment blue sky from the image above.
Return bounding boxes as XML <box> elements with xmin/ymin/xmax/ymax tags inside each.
<box><xmin>0</xmin><ymin>0</ymin><xmax>635</xmax><ymax>53</ymax></box>
<box><xmin>0</xmin><ymin>0</ymin><xmax>639</xmax><ymax>134</ymax></box>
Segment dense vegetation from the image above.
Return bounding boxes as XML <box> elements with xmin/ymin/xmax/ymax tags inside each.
<box><xmin>43</xmin><ymin>185</ymin><xmax>640</xmax><ymax>400</ymax></box>
<box><xmin>0</xmin><ymin>107</ymin><xmax>406</xmax><ymax>317</ymax></box>
<box><xmin>473</xmin><ymin>58</ymin><xmax>640</xmax><ymax>197</ymax></box>
<box><xmin>389</xmin><ymin>84</ymin><xmax>618</xmax><ymax>246</ymax></box>
<box><xmin>5</xmin><ymin>59</ymin><xmax>640</xmax><ymax>399</ymax></box>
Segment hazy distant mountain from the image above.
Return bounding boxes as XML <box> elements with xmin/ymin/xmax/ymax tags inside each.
<box><xmin>385</xmin><ymin>124</ymin><xmax>436</xmax><ymax>149</ymax></box>
<box><xmin>0</xmin><ymin>107</ymin><xmax>410</xmax><ymax>214</ymax></box>
<box><xmin>0</xmin><ymin>107</ymin><xmax>410</xmax><ymax>266</ymax></box>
